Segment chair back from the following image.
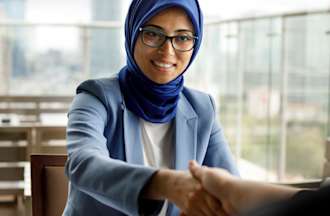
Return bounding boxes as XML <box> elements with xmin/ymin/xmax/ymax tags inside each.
<box><xmin>0</xmin><ymin>128</ymin><xmax>30</xmax><ymax>197</ymax></box>
<box><xmin>34</xmin><ymin>126</ymin><xmax>67</xmax><ymax>154</ymax></box>
<box><xmin>31</xmin><ymin>154</ymin><xmax>68</xmax><ymax>216</ymax></box>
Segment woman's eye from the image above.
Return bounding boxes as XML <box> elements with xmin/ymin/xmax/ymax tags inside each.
<box><xmin>145</xmin><ymin>31</ymin><xmax>160</xmax><ymax>38</ymax></box>
<box><xmin>176</xmin><ymin>35</ymin><xmax>192</xmax><ymax>42</ymax></box>
<box><xmin>146</xmin><ymin>31</ymin><xmax>155</xmax><ymax>37</ymax></box>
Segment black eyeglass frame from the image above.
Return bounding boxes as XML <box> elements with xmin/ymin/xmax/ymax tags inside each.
<box><xmin>138</xmin><ymin>27</ymin><xmax>198</xmax><ymax>52</ymax></box>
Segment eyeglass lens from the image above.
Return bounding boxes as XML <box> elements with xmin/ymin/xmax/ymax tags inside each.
<box><xmin>141</xmin><ymin>27</ymin><xmax>195</xmax><ymax>51</ymax></box>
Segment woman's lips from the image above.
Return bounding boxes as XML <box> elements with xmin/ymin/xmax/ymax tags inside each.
<box><xmin>152</xmin><ymin>60</ymin><xmax>176</xmax><ymax>71</ymax></box>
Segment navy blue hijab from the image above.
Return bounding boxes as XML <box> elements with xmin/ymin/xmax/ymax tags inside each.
<box><xmin>118</xmin><ymin>0</ymin><xmax>203</xmax><ymax>123</ymax></box>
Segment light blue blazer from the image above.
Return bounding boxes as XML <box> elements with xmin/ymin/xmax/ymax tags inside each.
<box><xmin>62</xmin><ymin>77</ymin><xmax>239</xmax><ymax>216</ymax></box>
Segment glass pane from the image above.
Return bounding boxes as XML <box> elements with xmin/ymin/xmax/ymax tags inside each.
<box><xmin>89</xmin><ymin>27</ymin><xmax>125</xmax><ymax>78</ymax></box>
<box><xmin>284</xmin><ymin>13</ymin><xmax>329</xmax><ymax>180</ymax></box>
<box><xmin>1</xmin><ymin>4</ymin><xmax>330</xmax><ymax>183</ymax></box>
<box><xmin>239</xmin><ymin>18</ymin><xmax>282</xmax><ymax>181</ymax></box>
<box><xmin>1</xmin><ymin>25</ymin><xmax>86</xmax><ymax>95</ymax></box>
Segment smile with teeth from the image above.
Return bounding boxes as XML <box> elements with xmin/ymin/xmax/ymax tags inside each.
<box><xmin>152</xmin><ymin>60</ymin><xmax>175</xmax><ymax>69</ymax></box>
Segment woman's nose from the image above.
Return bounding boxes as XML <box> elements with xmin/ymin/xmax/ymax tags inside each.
<box><xmin>158</xmin><ymin>39</ymin><xmax>175</xmax><ymax>55</ymax></box>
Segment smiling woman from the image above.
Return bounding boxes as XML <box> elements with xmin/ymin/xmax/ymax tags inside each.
<box><xmin>134</xmin><ymin>7</ymin><xmax>195</xmax><ymax>84</ymax></box>
<box><xmin>62</xmin><ymin>0</ymin><xmax>239</xmax><ymax>216</ymax></box>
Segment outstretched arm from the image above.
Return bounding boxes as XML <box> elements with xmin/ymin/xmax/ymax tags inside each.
<box><xmin>189</xmin><ymin>161</ymin><xmax>301</xmax><ymax>215</ymax></box>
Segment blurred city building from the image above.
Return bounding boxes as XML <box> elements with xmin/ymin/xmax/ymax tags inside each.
<box><xmin>0</xmin><ymin>0</ymin><xmax>29</xmax><ymax>79</ymax></box>
<box><xmin>90</xmin><ymin>0</ymin><xmax>126</xmax><ymax>78</ymax></box>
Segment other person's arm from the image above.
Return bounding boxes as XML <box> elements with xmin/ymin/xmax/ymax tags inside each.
<box><xmin>189</xmin><ymin>161</ymin><xmax>300</xmax><ymax>215</ymax></box>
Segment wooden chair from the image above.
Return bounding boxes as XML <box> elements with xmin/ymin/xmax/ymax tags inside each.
<box><xmin>31</xmin><ymin>154</ymin><xmax>68</xmax><ymax>216</ymax></box>
<box><xmin>0</xmin><ymin>128</ymin><xmax>31</xmax><ymax>202</ymax></box>
<box><xmin>33</xmin><ymin>126</ymin><xmax>67</xmax><ymax>155</ymax></box>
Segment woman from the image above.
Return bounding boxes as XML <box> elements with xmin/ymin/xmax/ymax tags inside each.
<box><xmin>63</xmin><ymin>0</ymin><xmax>238</xmax><ymax>215</ymax></box>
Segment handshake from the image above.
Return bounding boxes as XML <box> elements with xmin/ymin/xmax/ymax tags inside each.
<box><xmin>179</xmin><ymin>161</ymin><xmax>237</xmax><ymax>216</ymax></box>
<box><xmin>143</xmin><ymin>161</ymin><xmax>300</xmax><ymax>216</ymax></box>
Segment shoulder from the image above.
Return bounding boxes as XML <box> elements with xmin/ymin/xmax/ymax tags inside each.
<box><xmin>77</xmin><ymin>76</ymin><xmax>121</xmax><ymax>97</ymax></box>
<box><xmin>76</xmin><ymin>76</ymin><xmax>123</xmax><ymax>109</ymax></box>
<box><xmin>181</xmin><ymin>86</ymin><xmax>216</xmax><ymax>114</ymax></box>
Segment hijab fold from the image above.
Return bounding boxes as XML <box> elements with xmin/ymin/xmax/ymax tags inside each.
<box><xmin>118</xmin><ymin>0</ymin><xmax>203</xmax><ymax>123</ymax></box>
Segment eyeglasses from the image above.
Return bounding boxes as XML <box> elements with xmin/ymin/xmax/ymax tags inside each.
<box><xmin>138</xmin><ymin>26</ymin><xmax>198</xmax><ymax>52</ymax></box>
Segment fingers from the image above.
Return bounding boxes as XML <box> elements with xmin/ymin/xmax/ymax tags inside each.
<box><xmin>167</xmin><ymin>171</ymin><xmax>209</xmax><ymax>215</ymax></box>
<box><xmin>185</xmin><ymin>184</ymin><xmax>221</xmax><ymax>216</ymax></box>
<box><xmin>188</xmin><ymin>161</ymin><xmax>231</xmax><ymax>216</ymax></box>
<box><xmin>218</xmin><ymin>207</ymin><xmax>230</xmax><ymax>216</ymax></box>
<box><xmin>186</xmin><ymin>190</ymin><xmax>210</xmax><ymax>216</ymax></box>
<box><xmin>189</xmin><ymin>160</ymin><xmax>203</xmax><ymax>181</ymax></box>
<box><xmin>204</xmin><ymin>191</ymin><xmax>223</xmax><ymax>215</ymax></box>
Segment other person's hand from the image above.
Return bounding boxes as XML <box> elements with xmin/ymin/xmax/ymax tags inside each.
<box><xmin>189</xmin><ymin>160</ymin><xmax>300</xmax><ymax>215</ymax></box>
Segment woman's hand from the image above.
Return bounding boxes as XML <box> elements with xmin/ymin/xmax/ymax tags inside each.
<box><xmin>142</xmin><ymin>169</ymin><xmax>223</xmax><ymax>216</ymax></box>
<box><xmin>189</xmin><ymin>161</ymin><xmax>238</xmax><ymax>215</ymax></box>
<box><xmin>166</xmin><ymin>170</ymin><xmax>224</xmax><ymax>216</ymax></box>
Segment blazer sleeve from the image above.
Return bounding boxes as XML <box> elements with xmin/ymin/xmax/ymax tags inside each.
<box><xmin>202</xmin><ymin>95</ymin><xmax>240</xmax><ymax>176</ymax></box>
<box><xmin>65</xmin><ymin>91</ymin><xmax>158</xmax><ymax>215</ymax></box>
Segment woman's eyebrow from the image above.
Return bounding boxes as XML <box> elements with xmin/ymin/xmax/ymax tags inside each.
<box><xmin>145</xmin><ymin>24</ymin><xmax>193</xmax><ymax>33</ymax></box>
<box><xmin>176</xmin><ymin>29</ymin><xmax>194</xmax><ymax>34</ymax></box>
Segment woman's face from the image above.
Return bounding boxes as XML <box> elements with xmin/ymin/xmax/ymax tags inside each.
<box><xmin>134</xmin><ymin>7</ymin><xmax>194</xmax><ymax>84</ymax></box>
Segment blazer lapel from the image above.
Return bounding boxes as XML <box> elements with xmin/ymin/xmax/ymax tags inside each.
<box><xmin>122</xmin><ymin>93</ymin><xmax>198</xmax><ymax>169</ymax></box>
<box><xmin>123</xmin><ymin>106</ymin><xmax>144</xmax><ymax>165</ymax></box>
<box><xmin>174</xmin><ymin>94</ymin><xmax>198</xmax><ymax>170</ymax></box>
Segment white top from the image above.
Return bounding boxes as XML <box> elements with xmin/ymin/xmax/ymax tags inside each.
<box><xmin>140</xmin><ymin>118</ymin><xmax>173</xmax><ymax>216</ymax></box>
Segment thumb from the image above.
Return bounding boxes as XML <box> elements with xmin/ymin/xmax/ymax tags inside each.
<box><xmin>188</xmin><ymin>160</ymin><xmax>203</xmax><ymax>181</ymax></box>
